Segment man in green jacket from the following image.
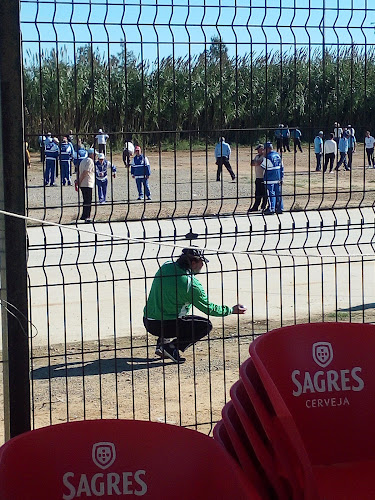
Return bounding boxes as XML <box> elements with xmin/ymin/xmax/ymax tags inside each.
<box><xmin>143</xmin><ymin>247</ymin><xmax>247</xmax><ymax>363</ymax></box>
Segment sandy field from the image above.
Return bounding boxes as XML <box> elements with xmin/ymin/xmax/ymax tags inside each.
<box><xmin>26</xmin><ymin>143</ymin><xmax>375</xmax><ymax>224</ymax></box>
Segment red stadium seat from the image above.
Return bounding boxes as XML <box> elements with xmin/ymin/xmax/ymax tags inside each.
<box><xmin>221</xmin><ymin>401</ymin><xmax>273</xmax><ymax>500</ymax></box>
<box><xmin>240</xmin><ymin>358</ymin><xmax>307</xmax><ymax>500</ymax></box>
<box><xmin>212</xmin><ymin>418</ymin><xmax>239</xmax><ymax>462</ymax></box>
<box><xmin>249</xmin><ymin>322</ymin><xmax>375</xmax><ymax>500</ymax></box>
<box><xmin>230</xmin><ymin>379</ymin><xmax>292</xmax><ymax>500</ymax></box>
<box><xmin>0</xmin><ymin>419</ymin><xmax>262</xmax><ymax>500</ymax></box>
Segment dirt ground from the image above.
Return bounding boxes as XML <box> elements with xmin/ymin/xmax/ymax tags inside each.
<box><xmin>26</xmin><ymin>144</ymin><xmax>375</xmax><ymax>224</ymax></box>
<box><xmin>1</xmin><ymin>144</ymin><xmax>373</xmax><ymax>444</ymax></box>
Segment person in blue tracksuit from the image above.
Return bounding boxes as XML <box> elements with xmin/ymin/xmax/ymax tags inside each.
<box><xmin>291</xmin><ymin>127</ymin><xmax>303</xmax><ymax>153</ymax></box>
<box><xmin>281</xmin><ymin>124</ymin><xmax>291</xmax><ymax>152</ymax></box>
<box><xmin>335</xmin><ymin>131</ymin><xmax>350</xmax><ymax>171</ymax></box>
<box><xmin>95</xmin><ymin>153</ymin><xmax>116</xmax><ymax>203</ymax></box>
<box><xmin>60</xmin><ymin>136</ymin><xmax>74</xmax><ymax>185</ymax></box>
<box><xmin>347</xmin><ymin>129</ymin><xmax>356</xmax><ymax>170</ymax></box>
<box><xmin>261</xmin><ymin>142</ymin><xmax>284</xmax><ymax>215</ymax></box>
<box><xmin>130</xmin><ymin>146</ymin><xmax>151</xmax><ymax>200</ymax></box>
<box><xmin>275</xmin><ymin>124</ymin><xmax>283</xmax><ymax>153</ymax></box>
<box><xmin>314</xmin><ymin>131</ymin><xmax>324</xmax><ymax>171</ymax></box>
<box><xmin>73</xmin><ymin>142</ymin><xmax>88</xmax><ymax>173</ymax></box>
<box><xmin>44</xmin><ymin>137</ymin><xmax>59</xmax><ymax>186</ymax></box>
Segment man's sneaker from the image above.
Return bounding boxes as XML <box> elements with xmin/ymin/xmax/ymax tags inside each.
<box><xmin>263</xmin><ymin>209</ymin><xmax>275</xmax><ymax>215</ymax></box>
<box><xmin>162</xmin><ymin>343</ymin><xmax>186</xmax><ymax>364</ymax></box>
<box><xmin>155</xmin><ymin>345</ymin><xmax>164</xmax><ymax>358</ymax></box>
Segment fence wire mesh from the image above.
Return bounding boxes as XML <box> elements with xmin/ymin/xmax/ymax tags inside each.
<box><xmin>1</xmin><ymin>0</ymin><xmax>374</xmax><ymax>441</ymax></box>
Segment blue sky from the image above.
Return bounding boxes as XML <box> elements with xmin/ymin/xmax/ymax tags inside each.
<box><xmin>20</xmin><ymin>0</ymin><xmax>375</xmax><ymax>66</ymax></box>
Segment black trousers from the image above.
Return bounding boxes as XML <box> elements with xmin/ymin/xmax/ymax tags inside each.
<box><xmin>294</xmin><ymin>138</ymin><xmax>303</xmax><ymax>153</ymax></box>
<box><xmin>276</xmin><ymin>139</ymin><xmax>282</xmax><ymax>153</ymax></box>
<box><xmin>282</xmin><ymin>137</ymin><xmax>291</xmax><ymax>152</ymax></box>
<box><xmin>366</xmin><ymin>148</ymin><xmax>374</xmax><ymax>166</ymax></box>
<box><xmin>98</xmin><ymin>144</ymin><xmax>106</xmax><ymax>154</ymax></box>
<box><xmin>323</xmin><ymin>153</ymin><xmax>335</xmax><ymax>172</ymax></box>
<box><xmin>143</xmin><ymin>316</ymin><xmax>213</xmax><ymax>352</ymax></box>
<box><xmin>216</xmin><ymin>157</ymin><xmax>235</xmax><ymax>181</ymax></box>
<box><xmin>251</xmin><ymin>178</ymin><xmax>267</xmax><ymax>210</ymax></box>
<box><xmin>123</xmin><ymin>150</ymin><xmax>131</xmax><ymax>167</ymax></box>
<box><xmin>80</xmin><ymin>187</ymin><xmax>92</xmax><ymax>220</ymax></box>
<box><xmin>347</xmin><ymin>148</ymin><xmax>354</xmax><ymax>169</ymax></box>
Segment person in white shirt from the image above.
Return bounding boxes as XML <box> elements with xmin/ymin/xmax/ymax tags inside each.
<box><xmin>365</xmin><ymin>131</ymin><xmax>375</xmax><ymax>168</ymax></box>
<box><xmin>123</xmin><ymin>140</ymin><xmax>135</xmax><ymax>168</ymax></box>
<box><xmin>347</xmin><ymin>124</ymin><xmax>356</xmax><ymax>138</ymax></box>
<box><xmin>95</xmin><ymin>128</ymin><xmax>109</xmax><ymax>155</ymax></box>
<box><xmin>323</xmin><ymin>133</ymin><xmax>337</xmax><ymax>173</ymax></box>
<box><xmin>333</xmin><ymin>122</ymin><xmax>342</xmax><ymax>144</ymax></box>
<box><xmin>78</xmin><ymin>148</ymin><xmax>96</xmax><ymax>223</ymax></box>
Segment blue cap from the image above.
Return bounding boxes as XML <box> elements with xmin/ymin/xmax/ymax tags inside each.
<box><xmin>264</xmin><ymin>142</ymin><xmax>273</xmax><ymax>149</ymax></box>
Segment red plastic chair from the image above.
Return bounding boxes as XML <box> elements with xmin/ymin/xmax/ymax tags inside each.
<box><xmin>213</xmin><ymin>418</ymin><xmax>239</xmax><ymax>463</ymax></box>
<box><xmin>221</xmin><ymin>401</ymin><xmax>274</xmax><ymax>500</ymax></box>
<box><xmin>0</xmin><ymin>419</ymin><xmax>262</xmax><ymax>500</ymax></box>
<box><xmin>240</xmin><ymin>358</ymin><xmax>307</xmax><ymax>500</ymax></box>
<box><xmin>250</xmin><ymin>322</ymin><xmax>375</xmax><ymax>500</ymax></box>
<box><xmin>230</xmin><ymin>379</ymin><xmax>292</xmax><ymax>500</ymax></box>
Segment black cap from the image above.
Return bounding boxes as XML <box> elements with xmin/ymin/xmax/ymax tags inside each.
<box><xmin>181</xmin><ymin>247</ymin><xmax>209</xmax><ymax>263</ymax></box>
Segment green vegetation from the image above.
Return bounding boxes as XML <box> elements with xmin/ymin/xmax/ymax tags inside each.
<box><xmin>23</xmin><ymin>38</ymin><xmax>375</xmax><ymax>149</ymax></box>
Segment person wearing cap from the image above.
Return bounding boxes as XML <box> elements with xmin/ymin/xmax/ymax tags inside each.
<box><xmin>44</xmin><ymin>137</ymin><xmax>59</xmax><ymax>187</ymax></box>
<box><xmin>260</xmin><ymin>142</ymin><xmax>284</xmax><ymax>215</ymax></box>
<box><xmin>249</xmin><ymin>144</ymin><xmax>268</xmax><ymax>212</ymax></box>
<box><xmin>78</xmin><ymin>148</ymin><xmax>96</xmax><ymax>223</ymax></box>
<box><xmin>123</xmin><ymin>140</ymin><xmax>135</xmax><ymax>168</ymax></box>
<box><xmin>335</xmin><ymin>130</ymin><xmax>350</xmax><ymax>171</ymax></box>
<box><xmin>281</xmin><ymin>124</ymin><xmax>291</xmax><ymax>152</ymax></box>
<box><xmin>314</xmin><ymin>131</ymin><xmax>324</xmax><ymax>171</ymax></box>
<box><xmin>60</xmin><ymin>136</ymin><xmax>74</xmax><ymax>186</ymax></box>
<box><xmin>214</xmin><ymin>137</ymin><xmax>236</xmax><ymax>182</ymax></box>
<box><xmin>130</xmin><ymin>146</ymin><xmax>151</xmax><ymax>200</ymax></box>
<box><xmin>143</xmin><ymin>248</ymin><xmax>247</xmax><ymax>364</ymax></box>
<box><xmin>95</xmin><ymin>128</ymin><xmax>109</xmax><ymax>155</ymax></box>
<box><xmin>274</xmin><ymin>125</ymin><xmax>283</xmax><ymax>154</ymax></box>
<box><xmin>95</xmin><ymin>153</ymin><xmax>117</xmax><ymax>204</ymax></box>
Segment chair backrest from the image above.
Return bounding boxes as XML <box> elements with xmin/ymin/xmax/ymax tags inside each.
<box><xmin>230</xmin><ymin>380</ymin><xmax>290</xmax><ymax>500</ymax></box>
<box><xmin>221</xmin><ymin>402</ymin><xmax>273</xmax><ymax>500</ymax></box>
<box><xmin>0</xmin><ymin>419</ymin><xmax>259</xmax><ymax>500</ymax></box>
<box><xmin>213</xmin><ymin>419</ymin><xmax>239</xmax><ymax>462</ymax></box>
<box><xmin>250</xmin><ymin>322</ymin><xmax>375</xmax><ymax>465</ymax></box>
<box><xmin>240</xmin><ymin>359</ymin><xmax>307</xmax><ymax>499</ymax></box>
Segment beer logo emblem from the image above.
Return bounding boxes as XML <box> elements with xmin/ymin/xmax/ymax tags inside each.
<box><xmin>92</xmin><ymin>442</ymin><xmax>116</xmax><ymax>470</ymax></box>
<box><xmin>312</xmin><ymin>342</ymin><xmax>333</xmax><ymax>368</ymax></box>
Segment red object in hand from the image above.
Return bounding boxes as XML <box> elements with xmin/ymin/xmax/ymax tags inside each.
<box><xmin>74</xmin><ymin>180</ymin><xmax>78</xmax><ymax>192</ymax></box>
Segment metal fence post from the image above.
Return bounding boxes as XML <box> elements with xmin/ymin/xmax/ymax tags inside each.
<box><xmin>0</xmin><ymin>0</ymin><xmax>30</xmax><ymax>440</ymax></box>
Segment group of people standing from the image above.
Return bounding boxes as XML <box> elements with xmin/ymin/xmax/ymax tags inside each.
<box><xmin>314</xmin><ymin>124</ymin><xmax>359</xmax><ymax>173</ymax></box>
<box><xmin>38</xmin><ymin>128</ymin><xmax>153</xmax><ymax>223</ymax></box>
<box><xmin>275</xmin><ymin>124</ymin><xmax>303</xmax><ymax>154</ymax></box>
<box><xmin>249</xmin><ymin>142</ymin><xmax>284</xmax><ymax>215</ymax></box>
